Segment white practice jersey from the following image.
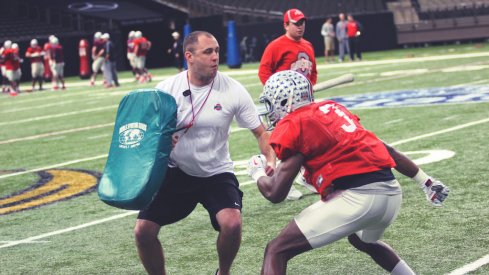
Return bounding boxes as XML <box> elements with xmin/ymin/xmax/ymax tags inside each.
<box><xmin>155</xmin><ymin>71</ymin><xmax>261</xmax><ymax>177</ymax></box>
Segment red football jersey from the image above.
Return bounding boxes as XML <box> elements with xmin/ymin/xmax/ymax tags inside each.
<box><xmin>269</xmin><ymin>100</ymin><xmax>396</xmax><ymax>197</ymax></box>
<box><xmin>26</xmin><ymin>46</ymin><xmax>43</xmax><ymax>63</ymax></box>
<box><xmin>49</xmin><ymin>44</ymin><xmax>64</xmax><ymax>63</ymax></box>
<box><xmin>3</xmin><ymin>48</ymin><xmax>20</xmax><ymax>70</ymax></box>
<box><xmin>258</xmin><ymin>35</ymin><xmax>317</xmax><ymax>85</ymax></box>
<box><xmin>134</xmin><ymin>37</ymin><xmax>150</xmax><ymax>56</ymax></box>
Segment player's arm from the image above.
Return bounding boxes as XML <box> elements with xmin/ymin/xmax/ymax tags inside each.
<box><xmin>251</xmin><ymin>125</ymin><xmax>276</xmax><ymax>175</ymax></box>
<box><xmin>258</xmin><ymin>46</ymin><xmax>275</xmax><ymax>85</ymax></box>
<box><xmin>248</xmin><ymin>153</ymin><xmax>303</xmax><ymax>203</ymax></box>
<box><xmin>384</xmin><ymin>142</ymin><xmax>449</xmax><ymax>206</ymax></box>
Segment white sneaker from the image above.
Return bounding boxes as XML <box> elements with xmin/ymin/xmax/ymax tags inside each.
<box><xmin>286</xmin><ymin>185</ymin><xmax>303</xmax><ymax>200</ymax></box>
<box><xmin>295</xmin><ymin>167</ymin><xmax>318</xmax><ymax>194</ymax></box>
<box><xmin>295</xmin><ymin>175</ymin><xmax>318</xmax><ymax>194</ymax></box>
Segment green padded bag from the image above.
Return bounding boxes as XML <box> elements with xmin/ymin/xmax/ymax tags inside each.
<box><xmin>98</xmin><ymin>88</ymin><xmax>177</xmax><ymax>210</ymax></box>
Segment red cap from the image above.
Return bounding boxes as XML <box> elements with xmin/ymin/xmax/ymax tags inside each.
<box><xmin>284</xmin><ymin>9</ymin><xmax>306</xmax><ymax>24</ymax></box>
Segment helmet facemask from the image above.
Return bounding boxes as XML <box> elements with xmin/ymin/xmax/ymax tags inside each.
<box><xmin>259</xmin><ymin>70</ymin><xmax>313</xmax><ymax>130</ymax></box>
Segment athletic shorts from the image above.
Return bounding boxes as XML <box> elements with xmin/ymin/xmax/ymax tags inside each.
<box><xmin>50</xmin><ymin>62</ymin><xmax>64</xmax><ymax>77</ymax></box>
<box><xmin>31</xmin><ymin>62</ymin><xmax>44</xmax><ymax>78</ymax></box>
<box><xmin>295</xmin><ymin>185</ymin><xmax>402</xmax><ymax>248</ymax></box>
<box><xmin>127</xmin><ymin>52</ymin><xmax>136</xmax><ymax>68</ymax></box>
<box><xmin>134</xmin><ymin>56</ymin><xmax>146</xmax><ymax>69</ymax></box>
<box><xmin>325</xmin><ymin>37</ymin><xmax>335</xmax><ymax>51</ymax></box>
<box><xmin>92</xmin><ymin>56</ymin><xmax>104</xmax><ymax>73</ymax></box>
<box><xmin>137</xmin><ymin>167</ymin><xmax>243</xmax><ymax>231</ymax></box>
<box><xmin>5</xmin><ymin>69</ymin><xmax>21</xmax><ymax>82</ymax></box>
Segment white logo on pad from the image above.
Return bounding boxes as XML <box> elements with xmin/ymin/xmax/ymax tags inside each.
<box><xmin>118</xmin><ymin>122</ymin><xmax>147</xmax><ymax>149</ymax></box>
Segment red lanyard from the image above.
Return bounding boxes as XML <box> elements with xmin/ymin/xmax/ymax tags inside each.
<box><xmin>175</xmin><ymin>73</ymin><xmax>215</xmax><ymax>133</ymax></box>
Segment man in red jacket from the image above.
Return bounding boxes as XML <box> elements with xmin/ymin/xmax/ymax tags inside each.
<box><xmin>258</xmin><ymin>8</ymin><xmax>317</xmax><ymax>86</ymax></box>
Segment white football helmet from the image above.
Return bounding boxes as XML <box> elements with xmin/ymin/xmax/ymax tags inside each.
<box><xmin>135</xmin><ymin>31</ymin><xmax>142</xmax><ymax>38</ymax></box>
<box><xmin>30</xmin><ymin>39</ymin><xmax>38</xmax><ymax>46</ymax></box>
<box><xmin>128</xmin><ymin>30</ymin><xmax>136</xmax><ymax>38</ymax></box>
<box><xmin>94</xmin><ymin>31</ymin><xmax>102</xmax><ymax>39</ymax></box>
<box><xmin>259</xmin><ymin>70</ymin><xmax>313</xmax><ymax>130</ymax></box>
<box><xmin>3</xmin><ymin>40</ymin><xmax>12</xmax><ymax>48</ymax></box>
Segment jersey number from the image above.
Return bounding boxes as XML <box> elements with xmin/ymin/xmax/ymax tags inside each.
<box><xmin>319</xmin><ymin>104</ymin><xmax>357</xmax><ymax>132</ymax></box>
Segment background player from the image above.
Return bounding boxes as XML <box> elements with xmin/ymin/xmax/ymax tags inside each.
<box><xmin>133</xmin><ymin>30</ymin><xmax>152</xmax><ymax>83</ymax></box>
<box><xmin>25</xmin><ymin>38</ymin><xmax>45</xmax><ymax>91</ymax></box>
<box><xmin>90</xmin><ymin>31</ymin><xmax>105</xmax><ymax>86</ymax></box>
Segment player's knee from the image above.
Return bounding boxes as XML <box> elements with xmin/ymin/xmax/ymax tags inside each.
<box><xmin>219</xmin><ymin>216</ymin><xmax>242</xmax><ymax>236</ymax></box>
<box><xmin>134</xmin><ymin>221</ymin><xmax>158</xmax><ymax>247</ymax></box>
<box><xmin>265</xmin><ymin>237</ymin><xmax>287</xmax><ymax>259</ymax></box>
<box><xmin>348</xmin><ymin>234</ymin><xmax>368</xmax><ymax>252</ymax></box>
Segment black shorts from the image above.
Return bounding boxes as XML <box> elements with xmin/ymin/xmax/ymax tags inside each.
<box><xmin>137</xmin><ymin>167</ymin><xmax>243</xmax><ymax>231</ymax></box>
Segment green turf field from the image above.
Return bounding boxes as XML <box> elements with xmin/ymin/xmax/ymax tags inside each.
<box><xmin>1</xmin><ymin>42</ymin><xmax>489</xmax><ymax>274</ymax></box>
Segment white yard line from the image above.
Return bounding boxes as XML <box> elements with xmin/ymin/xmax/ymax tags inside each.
<box><xmin>2</xmin><ymin>116</ymin><xmax>489</xmax><ymax>251</ymax></box>
<box><xmin>446</xmin><ymin>255</ymin><xmax>489</xmax><ymax>275</ymax></box>
<box><xmin>1</xmin><ymin>100</ymin><xmax>75</xmax><ymax>113</ymax></box>
<box><xmin>0</xmin><ymin>123</ymin><xmax>114</xmax><ymax>145</ymax></box>
<box><xmin>390</xmin><ymin>117</ymin><xmax>489</xmax><ymax>146</ymax></box>
<box><xmin>0</xmin><ymin>154</ymin><xmax>108</xmax><ymax>180</ymax></box>
<box><xmin>0</xmin><ymin>211</ymin><xmax>137</xmax><ymax>249</ymax></box>
<box><xmin>0</xmin><ymin>105</ymin><xmax>118</xmax><ymax>126</ymax></box>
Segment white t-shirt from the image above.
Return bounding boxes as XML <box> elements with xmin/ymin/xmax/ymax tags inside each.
<box><xmin>155</xmin><ymin>71</ymin><xmax>261</xmax><ymax>177</ymax></box>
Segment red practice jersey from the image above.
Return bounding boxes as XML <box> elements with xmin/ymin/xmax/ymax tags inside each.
<box><xmin>258</xmin><ymin>35</ymin><xmax>317</xmax><ymax>85</ymax></box>
<box><xmin>26</xmin><ymin>46</ymin><xmax>44</xmax><ymax>63</ymax></box>
<box><xmin>92</xmin><ymin>38</ymin><xmax>105</xmax><ymax>57</ymax></box>
<box><xmin>133</xmin><ymin>37</ymin><xmax>151</xmax><ymax>56</ymax></box>
<box><xmin>3</xmin><ymin>48</ymin><xmax>20</xmax><ymax>70</ymax></box>
<box><xmin>49</xmin><ymin>44</ymin><xmax>64</xmax><ymax>63</ymax></box>
<box><xmin>269</xmin><ymin>100</ymin><xmax>396</xmax><ymax>197</ymax></box>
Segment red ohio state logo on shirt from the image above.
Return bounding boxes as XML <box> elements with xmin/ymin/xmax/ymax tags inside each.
<box><xmin>214</xmin><ymin>103</ymin><xmax>222</xmax><ymax>111</ymax></box>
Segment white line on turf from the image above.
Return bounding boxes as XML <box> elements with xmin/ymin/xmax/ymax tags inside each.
<box><xmin>1</xmin><ymin>116</ymin><xmax>489</xmax><ymax>251</ymax></box>
<box><xmin>0</xmin><ymin>123</ymin><xmax>114</xmax><ymax>145</ymax></box>
<box><xmin>0</xmin><ymin>211</ymin><xmax>137</xmax><ymax>248</ymax></box>
<box><xmin>446</xmin><ymin>255</ymin><xmax>489</xmax><ymax>275</ymax></box>
<box><xmin>0</xmin><ymin>154</ymin><xmax>108</xmax><ymax>180</ymax></box>
<box><xmin>0</xmin><ymin>105</ymin><xmax>118</xmax><ymax>126</ymax></box>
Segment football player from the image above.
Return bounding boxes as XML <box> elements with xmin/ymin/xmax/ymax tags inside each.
<box><xmin>90</xmin><ymin>31</ymin><xmax>105</xmax><ymax>86</ymax></box>
<box><xmin>25</xmin><ymin>38</ymin><xmax>45</xmax><ymax>91</ymax></box>
<box><xmin>248</xmin><ymin>70</ymin><xmax>448</xmax><ymax>274</ymax></box>
<box><xmin>126</xmin><ymin>30</ymin><xmax>137</xmax><ymax>79</ymax></box>
<box><xmin>47</xmin><ymin>36</ymin><xmax>65</xmax><ymax>90</ymax></box>
<box><xmin>3</xmin><ymin>41</ymin><xmax>21</xmax><ymax>96</ymax></box>
<box><xmin>133</xmin><ymin>30</ymin><xmax>152</xmax><ymax>83</ymax></box>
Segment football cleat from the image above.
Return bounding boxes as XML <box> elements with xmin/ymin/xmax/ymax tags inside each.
<box><xmin>286</xmin><ymin>185</ymin><xmax>303</xmax><ymax>200</ymax></box>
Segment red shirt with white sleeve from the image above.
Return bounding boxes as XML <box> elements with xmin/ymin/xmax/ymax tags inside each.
<box><xmin>269</xmin><ymin>100</ymin><xmax>396</xmax><ymax>197</ymax></box>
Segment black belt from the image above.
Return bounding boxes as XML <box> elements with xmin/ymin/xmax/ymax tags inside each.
<box><xmin>331</xmin><ymin>168</ymin><xmax>395</xmax><ymax>191</ymax></box>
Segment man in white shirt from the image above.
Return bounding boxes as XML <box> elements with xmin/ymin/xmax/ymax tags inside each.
<box><xmin>134</xmin><ymin>31</ymin><xmax>275</xmax><ymax>275</ymax></box>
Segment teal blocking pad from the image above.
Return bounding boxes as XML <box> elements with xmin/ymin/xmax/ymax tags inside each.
<box><xmin>98</xmin><ymin>89</ymin><xmax>177</xmax><ymax>210</ymax></box>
